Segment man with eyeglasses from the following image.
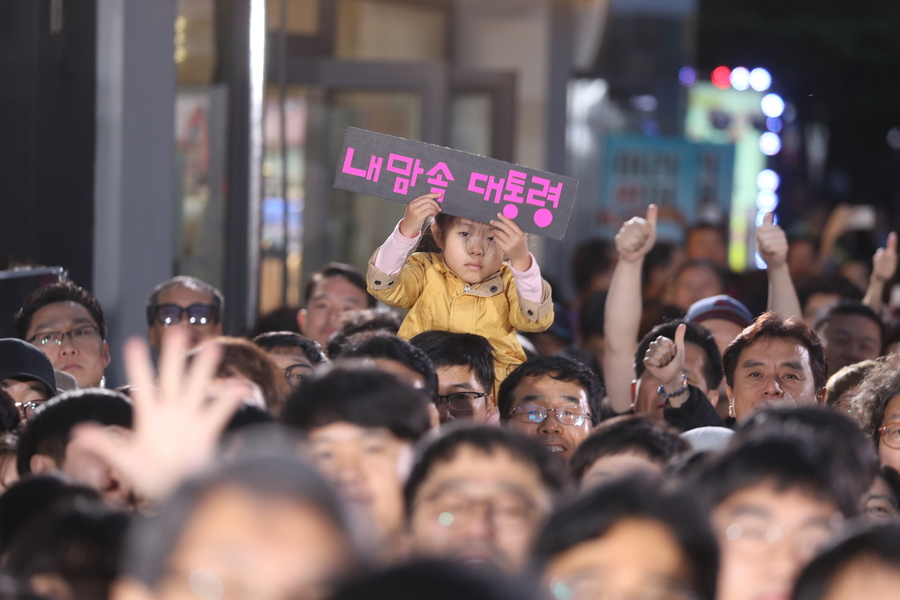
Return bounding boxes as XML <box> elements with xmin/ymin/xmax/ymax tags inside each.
<box><xmin>15</xmin><ymin>281</ymin><xmax>111</xmax><ymax>389</ymax></box>
<box><xmin>498</xmin><ymin>356</ymin><xmax>603</xmax><ymax>462</ymax></box>
<box><xmin>145</xmin><ymin>276</ymin><xmax>224</xmax><ymax>352</ymax></box>
<box><xmin>410</xmin><ymin>331</ymin><xmax>497</xmax><ymax>424</ymax></box>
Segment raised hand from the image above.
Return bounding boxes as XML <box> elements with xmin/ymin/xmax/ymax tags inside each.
<box><xmin>642</xmin><ymin>323</ymin><xmax>686</xmax><ymax>391</ymax></box>
<box><xmin>756</xmin><ymin>211</ymin><xmax>789</xmax><ymax>269</ymax></box>
<box><xmin>71</xmin><ymin>329</ymin><xmax>245</xmax><ymax>505</ymax></box>
<box><xmin>399</xmin><ymin>193</ymin><xmax>443</xmax><ymax>238</ymax></box>
<box><xmin>615</xmin><ymin>204</ymin><xmax>657</xmax><ymax>263</ymax></box>
<box><xmin>872</xmin><ymin>232</ymin><xmax>898</xmax><ymax>282</ymax></box>
<box><xmin>490</xmin><ymin>213</ymin><xmax>531</xmax><ymax>271</ymax></box>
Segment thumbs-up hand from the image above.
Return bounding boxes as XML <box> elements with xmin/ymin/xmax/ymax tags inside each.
<box><xmin>615</xmin><ymin>204</ymin><xmax>658</xmax><ymax>263</ymax></box>
<box><xmin>756</xmin><ymin>211</ymin><xmax>788</xmax><ymax>269</ymax></box>
<box><xmin>872</xmin><ymin>232</ymin><xmax>898</xmax><ymax>282</ymax></box>
<box><xmin>642</xmin><ymin>323</ymin><xmax>686</xmax><ymax>393</ymax></box>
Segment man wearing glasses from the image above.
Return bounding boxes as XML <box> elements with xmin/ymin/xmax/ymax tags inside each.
<box><xmin>410</xmin><ymin>330</ymin><xmax>497</xmax><ymax>424</ymax></box>
<box><xmin>145</xmin><ymin>276</ymin><xmax>224</xmax><ymax>352</ymax></box>
<box><xmin>498</xmin><ymin>356</ymin><xmax>603</xmax><ymax>462</ymax></box>
<box><xmin>15</xmin><ymin>281</ymin><xmax>111</xmax><ymax>389</ymax></box>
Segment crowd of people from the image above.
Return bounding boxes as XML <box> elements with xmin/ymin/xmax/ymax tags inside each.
<box><xmin>0</xmin><ymin>197</ymin><xmax>899</xmax><ymax>600</ymax></box>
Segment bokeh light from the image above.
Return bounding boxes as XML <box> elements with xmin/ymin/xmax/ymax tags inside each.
<box><xmin>730</xmin><ymin>67</ymin><xmax>750</xmax><ymax>91</ymax></box>
<box><xmin>759</xmin><ymin>132</ymin><xmax>782</xmax><ymax>155</ymax></box>
<box><xmin>749</xmin><ymin>68</ymin><xmax>772</xmax><ymax>91</ymax></box>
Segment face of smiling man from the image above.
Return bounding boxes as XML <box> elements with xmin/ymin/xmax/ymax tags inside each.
<box><xmin>504</xmin><ymin>374</ymin><xmax>595</xmax><ymax>461</ymax></box>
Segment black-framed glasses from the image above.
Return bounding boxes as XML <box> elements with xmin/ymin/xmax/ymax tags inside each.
<box><xmin>28</xmin><ymin>325</ymin><xmax>101</xmax><ymax>347</ymax></box>
<box><xmin>155</xmin><ymin>303</ymin><xmax>217</xmax><ymax>327</ymax></box>
<box><xmin>283</xmin><ymin>363</ymin><xmax>313</xmax><ymax>389</ymax></box>
<box><xmin>15</xmin><ymin>400</ymin><xmax>45</xmax><ymax>421</ymax></box>
<box><xmin>437</xmin><ymin>391</ymin><xmax>488</xmax><ymax>413</ymax></box>
<box><xmin>879</xmin><ymin>422</ymin><xmax>900</xmax><ymax>449</ymax></box>
<box><xmin>508</xmin><ymin>404</ymin><xmax>591</xmax><ymax>427</ymax></box>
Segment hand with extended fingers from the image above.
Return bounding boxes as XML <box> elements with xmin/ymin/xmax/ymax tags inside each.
<box><xmin>399</xmin><ymin>193</ymin><xmax>442</xmax><ymax>238</ymax></box>
<box><xmin>872</xmin><ymin>232</ymin><xmax>898</xmax><ymax>282</ymax></box>
<box><xmin>756</xmin><ymin>211</ymin><xmax>789</xmax><ymax>269</ymax></box>
<box><xmin>490</xmin><ymin>213</ymin><xmax>531</xmax><ymax>271</ymax></box>
<box><xmin>615</xmin><ymin>205</ymin><xmax>657</xmax><ymax>263</ymax></box>
<box><xmin>71</xmin><ymin>329</ymin><xmax>245</xmax><ymax>505</ymax></box>
<box><xmin>642</xmin><ymin>323</ymin><xmax>686</xmax><ymax>394</ymax></box>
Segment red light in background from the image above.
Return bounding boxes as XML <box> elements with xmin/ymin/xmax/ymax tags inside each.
<box><xmin>711</xmin><ymin>66</ymin><xmax>731</xmax><ymax>89</ymax></box>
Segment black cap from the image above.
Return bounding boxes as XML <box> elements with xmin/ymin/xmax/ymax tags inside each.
<box><xmin>0</xmin><ymin>338</ymin><xmax>57</xmax><ymax>396</ymax></box>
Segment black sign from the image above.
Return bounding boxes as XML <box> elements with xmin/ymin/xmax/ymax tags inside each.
<box><xmin>333</xmin><ymin>127</ymin><xmax>577</xmax><ymax>240</ymax></box>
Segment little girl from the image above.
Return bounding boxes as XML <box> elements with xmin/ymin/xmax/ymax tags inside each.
<box><xmin>367</xmin><ymin>192</ymin><xmax>554</xmax><ymax>387</ymax></box>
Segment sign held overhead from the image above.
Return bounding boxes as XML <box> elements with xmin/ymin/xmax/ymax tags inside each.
<box><xmin>333</xmin><ymin>127</ymin><xmax>578</xmax><ymax>240</ymax></box>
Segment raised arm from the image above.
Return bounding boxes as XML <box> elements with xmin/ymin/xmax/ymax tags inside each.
<box><xmin>863</xmin><ymin>232</ymin><xmax>897</xmax><ymax>316</ymax></box>
<box><xmin>604</xmin><ymin>205</ymin><xmax>657</xmax><ymax>414</ymax></box>
<box><xmin>758</xmin><ymin>211</ymin><xmax>802</xmax><ymax>320</ymax></box>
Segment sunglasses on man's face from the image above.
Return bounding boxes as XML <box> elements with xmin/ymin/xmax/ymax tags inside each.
<box><xmin>155</xmin><ymin>303</ymin><xmax>217</xmax><ymax>327</ymax></box>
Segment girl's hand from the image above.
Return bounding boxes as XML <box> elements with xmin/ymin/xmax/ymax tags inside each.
<box><xmin>491</xmin><ymin>213</ymin><xmax>531</xmax><ymax>271</ymax></box>
<box><xmin>399</xmin><ymin>193</ymin><xmax>442</xmax><ymax>238</ymax></box>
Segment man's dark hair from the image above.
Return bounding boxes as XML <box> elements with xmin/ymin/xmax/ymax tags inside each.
<box><xmin>571</xmin><ymin>239</ymin><xmax>614</xmax><ymax>296</ymax></box>
<box><xmin>797</xmin><ymin>275</ymin><xmax>864</xmax><ymax>316</ymax></box>
<box><xmin>119</xmin><ymin>455</ymin><xmax>352</xmax><ymax>589</ymax></box>
<box><xmin>853</xmin><ymin>355</ymin><xmax>900</xmax><ymax>446</ymax></box>
<box><xmin>339</xmin><ymin>332</ymin><xmax>439</xmax><ymax>403</ymax></box>
<box><xmin>330</xmin><ymin>560</ymin><xmax>538</xmax><ymax>600</ymax></box>
<box><xmin>732</xmin><ymin>405</ymin><xmax>878</xmax><ymax>515</ymax></box>
<box><xmin>532</xmin><ymin>475</ymin><xmax>718</xmax><ymax>600</ymax></box>
<box><xmin>578</xmin><ymin>290</ymin><xmax>607</xmax><ymax>341</ymax></box>
<box><xmin>792</xmin><ymin>524</ymin><xmax>900</xmax><ymax>600</ymax></box>
<box><xmin>498</xmin><ymin>356</ymin><xmax>604</xmax><ymax>426</ymax></box>
<box><xmin>404</xmin><ymin>426</ymin><xmax>564</xmax><ymax>516</ymax></box>
<box><xmin>723</xmin><ymin>311</ymin><xmax>827</xmax><ymax>390</ymax></box>
<box><xmin>251</xmin><ymin>331</ymin><xmax>329</xmax><ymax>366</ymax></box>
<box><xmin>281</xmin><ymin>364</ymin><xmax>432</xmax><ymax>442</ymax></box>
<box><xmin>327</xmin><ymin>309</ymin><xmax>403</xmax><ymax>358</ymax></box>
<box><xmin>409</xmin><ymin>331</ymin><xmax>495</xmax><ymax>394</ymax></box>
<box><xmin>569</xmin><ymin>416</ymin><xmax>690</xmax><ymax>484</ymax></box>
<box><xmin>634</xmin><ymin>320</ymin><xmax>723</xmax><ymax>391</ymax></box>
<box><xmin>813</xmin><ymin>298</ymin><xmax>885</xmax><ymax>342</ymax></box>
<box><xmin>16</xmin><ymin>389</ymin><xmax>132</xmax><ymax>476</ymax></box>
<box><xmin>6</xmin><ymin>501</ymin><xmax>129</xmax><ymax>600</ymax></box>
<box><xmin>14</xmin><ymin>281</ymin><xmax>108</xmax><ymax>340</ymax></box>
<box><xmin>695</xmin><ymin>433</ymin><xmax>860</xmax><ymax>518</ymax></box>
<box><xmin>144</xmin><ymin>276</ymin><xmax>225</xmax><ymax>327</ymax></box>
<box><xmin>0</xmin><ymin>475</ymin><xmax>101</xmax><ymax>555</ymax></box>
<box><xmin>302</xmin><ymin>262</ymin><xmax>376</xmax><ymax>308</ymax></box>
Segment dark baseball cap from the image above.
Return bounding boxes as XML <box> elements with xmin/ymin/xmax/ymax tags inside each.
<box><xmin>0</xmin><ymin>338</ymin><xmax>57</xmax><ymax>396</ymax></box>
<box><xmin>685</xmin><ymin>295</ymin><xmax>754</xmax><ymax>329</ymax></box>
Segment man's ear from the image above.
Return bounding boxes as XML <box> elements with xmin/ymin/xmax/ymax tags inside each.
<box><xmin>815</xmin><ymin>387</ymin><xmax>826</xmax><ymax>404</ymax></box>
<box><xmin>630</xmin><ymin>380</ymin><xmax>637</xmax><ymax>402</ymax></box>
<box><xmin>726</xmin><ymin>386</ymin><xmax>736</xmax><ymax>419</ymax></box>
<box><xmin>427</xmin><ymin>403</ymin><xmax>440</xmax><ymax>430</ymax></box>
<box><xmin>297</xmin><ymin>308</ymin><xmax>308</xmax><ymax>335</ymax></box>
<box><xmin>102</xmin><ymin>341</ymin><xmax>112</xmax><ymax>368</ymax></box>
<box><xmin>29</xmin><ymin>453</ymin><xmax>59</xmax><ymax>476</ymax></box>
<box><xmin>486</xmin><ymin>394</ymin><xmax>497</xmax><ymax>417</ymax></box>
